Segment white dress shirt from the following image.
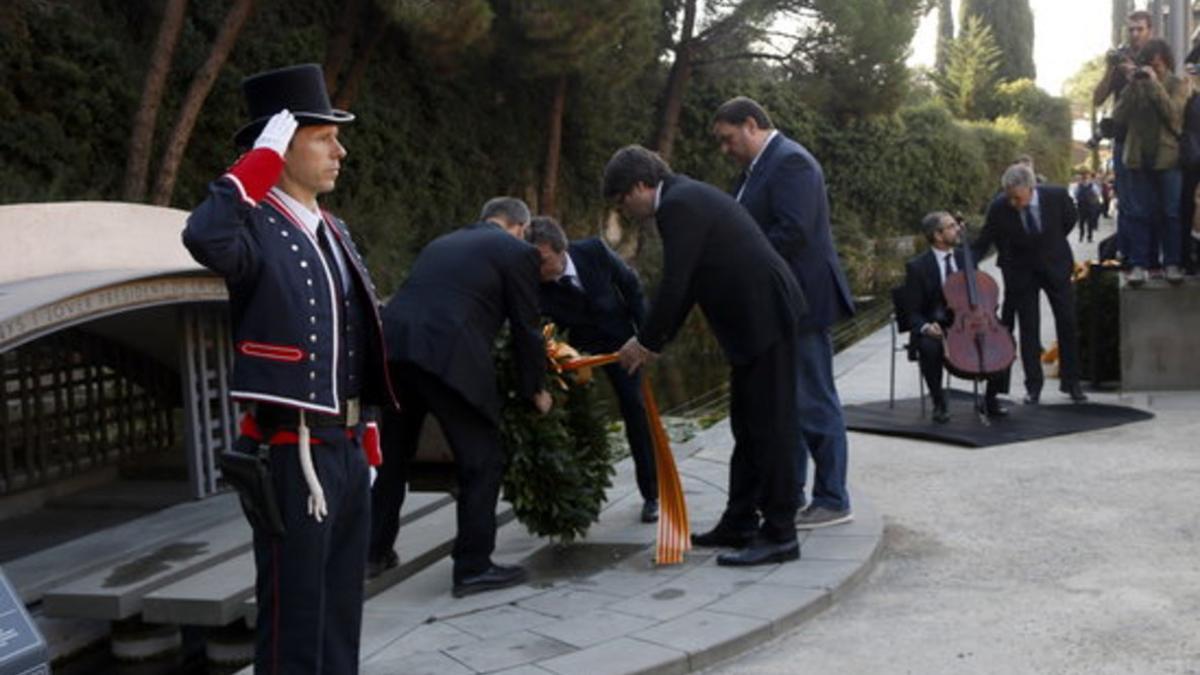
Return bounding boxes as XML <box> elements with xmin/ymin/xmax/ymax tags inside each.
<box><xmin>561</xmin><ymin>251</ymin><xmax>584</xmax><ymax>291</ymax></box>
<box><xmin>735</xmin><ymin>130</ymin><xmax>779</xmax><ymax>202</ymax></box>
<box><xmin>271</xmin><ymin>187</ymin><xmax>352</xmax><ymax>292</ymax></box>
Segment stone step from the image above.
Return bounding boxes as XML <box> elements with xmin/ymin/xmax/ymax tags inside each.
<box><xmin>6</xmin><ymin>492</ymin><xmax>242</xmax><ymax>605</ymax></box>
<box><xmin>42</xmin><ymin>517</ymin><xmax>252</xmax><ymax>621</ymax></box>
<box><xmin>142</xmin><ymin>492</ymin><xmax>453</xmax><ymax>627</ymax></box>
<box><xmin>140</xmin><ymin>552</ymin><xmax>254</xmax><ymax>627</ymax></box>
<box><xmin>242</xmin><ymin>492</ymin><xmax>462</xmax><ymax>629</ymax></box>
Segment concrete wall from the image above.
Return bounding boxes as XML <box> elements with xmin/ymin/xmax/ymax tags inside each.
<box><xmin>0</xmin><ymin>202</ymin><xmax>201</xmax><ymax>285</ymax></box>
<box><xmin>1120</xmin><ymin>277</ymin><xmax>1200</xmax><ymax>390</ymax></box>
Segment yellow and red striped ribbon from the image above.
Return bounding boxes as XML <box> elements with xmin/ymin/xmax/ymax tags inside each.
<box><xmin>561</xmin><ymin>353</ymin><xmax>692</xmax><ymax>565</ymax></box>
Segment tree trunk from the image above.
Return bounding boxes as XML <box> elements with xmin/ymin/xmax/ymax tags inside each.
<box><xmin>1090</xmin><ymin>105</ymin><xmax>1100</xmax><ymax>172</ymax></box>
<box><xmin>934</xmin><ymin>0</ymin><xmax>953</xmax><ymax>74</ymax></box>
<box><xmin>151</xmin><ymin>0</ymin><xmax>255</xmax><ymax>206</ymax></box>
<box><xmin>649</xmin><ymin>0</ymin><xmax>697</xmax><ymax>162</ymax></box>
<box><xmin>539</xmin><ymin>75</ymin><xmax>568</xmax><ymax>218</ymax></box>
<box><xmin>122</xmin><ymin>0</ymin><xmax>188</xmax><ymax>203</ymax></box>
<box><xmin>651</xmin><ymin>47</ymin><xmax>693</xmax><ymax>162</ymax></box>
<box><xmin>323</xmin><ymin>0</ymin><xmax>369</xmax><ymax>94</ymax></box>
<box><xmin>1111</xmin><ymin>0</ymin><xmax>1130</xmax><ymax>48</ymax></box>
<box><xmin>332</xmin><ymin>5</ymin><xmax>389</xmax><ymax>110</ymax></box>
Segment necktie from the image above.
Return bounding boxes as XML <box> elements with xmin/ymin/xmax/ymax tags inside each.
<box><xmin>317</xmin><ymin>223</ymin><xmax>350</xmax><ymax>293</ymax></box>
<box><xmin>1023</xmin><ymin>206</ymin><xmax>1041</xmax><ymax>234</ymax></box>
<box><xmin>943</xmin><ymin>252</ymin><xmax>954</xmax><ymax>282</ymax></box>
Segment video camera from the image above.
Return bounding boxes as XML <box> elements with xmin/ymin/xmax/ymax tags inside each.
<box><xmin>1086</xmin><ymin>118</ymin><xmax>1118</xmax><ymax>149</ymax></box>
<box><xmin>1106</xmin><ymin>45</ymin><xmax>1134</xmax><ymax>68</ymax></box>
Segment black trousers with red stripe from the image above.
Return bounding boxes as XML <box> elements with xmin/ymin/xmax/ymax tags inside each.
<box><xmin>251</xmin><ymin>427</ymin><xmax>369</xmax><ymax>674</ymax></box>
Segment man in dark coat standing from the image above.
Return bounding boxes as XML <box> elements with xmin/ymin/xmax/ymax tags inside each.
<box><xmin>525</xmin><ymin>216</ymin><xmax>658</xmax><ymax>523</ymax></box>
<box><xmin>370</xmin><ymin>197</ymin><xmax>552</xmax><ymax>597</ymax></box>
<box><xmin>183</xmin><ymin>64</ymin><xmax>398</xmax><ymax>673</ymax></box>
<box><xmin>973</xmin><ymin>163</ymin><xmax>1087</xmax><ymax>404</ymax></box>
<box><xmin>711</xmin><ymin>97</ymin><xmax>855</xmax><ymax>529</ymax></box>
<box><xmin>605</xmin><ymin>145</ymin><xmax>808</xmax><ymax>567</ymax></box>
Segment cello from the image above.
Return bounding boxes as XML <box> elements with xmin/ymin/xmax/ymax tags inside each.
<box><xmin>942</xmin><ymin>232</ymin><xmax>1015</xmax><ymax>418</ymax></box>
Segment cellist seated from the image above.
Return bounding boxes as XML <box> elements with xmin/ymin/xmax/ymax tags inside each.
<box><xmin>901</xmin><ymin>211</ymin><xmax>1008</xmax><ymax>423</ymax></box>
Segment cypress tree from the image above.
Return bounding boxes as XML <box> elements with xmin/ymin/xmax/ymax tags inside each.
<box><xmin>959</xmin><ymin>0</ymin><xmax>1035</xmax><ymax>82</ymax></box>
<box><xmin>935</xmin><ymin>0</ymin><xmax>954</xmax><ymax>75</ymax></box>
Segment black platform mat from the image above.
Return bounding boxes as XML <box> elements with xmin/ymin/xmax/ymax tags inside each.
<box><xmin>843</xmin><ymin>389</ymin><xmax>1154</xmax><ymax>448</ymax></box>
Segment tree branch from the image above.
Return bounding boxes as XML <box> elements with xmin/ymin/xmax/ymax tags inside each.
<box><xmin>693</xmin><ymin>50</ymin><xmax>794</xmax><ymax>66</ymax></box>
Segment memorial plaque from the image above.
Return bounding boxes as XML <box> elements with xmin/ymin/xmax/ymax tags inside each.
<box><xmin>0</xmin><ymin>567</ymin><xmax>47</xmax><ymax>675</ymax></box>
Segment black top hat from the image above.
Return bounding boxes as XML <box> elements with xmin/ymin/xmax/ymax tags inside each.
<box><xmin>234</xmin><ymin>63</ymin><xmax>354</xmax><ymax>148</ymax></box>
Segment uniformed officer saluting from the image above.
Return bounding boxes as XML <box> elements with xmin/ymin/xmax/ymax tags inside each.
<box><xmin>183</xmin><ymin>63</ymin><xmax>398</xmax><ymax>674</ymax></box>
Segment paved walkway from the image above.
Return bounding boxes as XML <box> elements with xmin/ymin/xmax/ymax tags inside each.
<box><xmin>232</xmin><ymin>212</ymin><xmax>1200</xmax><ymax>675</ymax></box>
<box><xmin>704</xmin><ymin>215</ymin><xmax>1200</xmax><ymax>674</ymax></box>
<box><xmin>352</xmin><ymin>417</ymin><xmax>883</xmax><ymax>675</ymax></box>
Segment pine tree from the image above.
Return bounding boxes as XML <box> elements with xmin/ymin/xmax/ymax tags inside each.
<box><xmin>800</xmin><ymin>0</ymin><xmax>929</xmax><ymax>120</ymax></box>
<box><xmin>935</xmin><ymin>15</ymin><xmax>1003</xmax><ymax>120</ymax></box>
<box><xmin>959</xmin><ymin>0</ymin><xmax>1035</xmax><ymax>83</ymax></box>
<box><xmin>494</xmin><ymin>0</ymin><xmax>657</xmax><ymax>216</ymax></box>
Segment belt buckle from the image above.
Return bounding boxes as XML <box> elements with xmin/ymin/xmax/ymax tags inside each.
<box><xmin>345</xmin><ymin>398</ymin><xmax>360</xmax><ymax>427</ymax></box>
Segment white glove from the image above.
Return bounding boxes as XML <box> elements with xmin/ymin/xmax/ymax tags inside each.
<box><xmin>253</xmin><ymin>109</ymin><xmax>298</xmax><ymax>157</ymax></box>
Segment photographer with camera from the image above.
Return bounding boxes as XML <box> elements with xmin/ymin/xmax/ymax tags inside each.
<box><xmin>1112</xmin><ymin>38</ymin><xmax>1192</xmax><ymax>285</ymax></box>
<box><xmin>1094</xmin><ymin>10</ymin><xmax>1154</xmax><ymax>265</ymax></box>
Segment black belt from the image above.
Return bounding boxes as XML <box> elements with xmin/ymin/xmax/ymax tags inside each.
<box><xmin>253</xmin><ymin>399</ymin><xmax>360</xmax><ymax>429</ymax></box>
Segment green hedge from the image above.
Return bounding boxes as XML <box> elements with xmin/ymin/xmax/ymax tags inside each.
<box><xmin>1</xmin><ymin>0</ymin><xmax>1072</xmax><ymax>301</ymax></box>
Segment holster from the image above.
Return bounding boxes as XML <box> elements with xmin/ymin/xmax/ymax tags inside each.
<box><xmin>220</xmin><ymin>434</ymin><xmax>286</xmax><ymax>537</ymax></box>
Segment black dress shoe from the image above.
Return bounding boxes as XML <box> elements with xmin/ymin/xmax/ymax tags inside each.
<box><xmin>1023</xmin><ymin>392</ymin><xmax>1040</xmax><ymax>405</ymax></box>
<box><xmin>932</xmin><ymin>402</ymin><xmax>950</xmax><ymax>424</ymax></box>
<box><xmin>640</xmin><ymin>498</ymin><xmax>659</xmax><ymax>523</ymax></box>
<box><xmin>366</xmin><ymin>550</ymin><xmax>399</xmax><ymax>580</ymax></box>
<box><xmin>1065</xmin><ymin>382</ymin><xmax>1088</xmax><ymax>403</ymax></box>
<box><xmin>691</xmin><ymin>525</ymin><xmax>754</xmax><ymax>548</ymax></box>
<box><xmin>984</xmin><ymin>397</ymin><xmax>1009</xmax><ymax>417</ymax></box>
<box><xmin>452</xmin><ymin>564</ymin><xmax>529</xmax><ymax>598</ymax></box>
<box><xmin>716</xmin><ymin>536</ymin><xmax>799</xmax><ymax>567</ymax></box>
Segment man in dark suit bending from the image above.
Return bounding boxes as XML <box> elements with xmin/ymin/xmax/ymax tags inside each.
<box><xmin>901</xmin><ymin>211</ymin><xmax>1008</xmax><ymax>423</ymax></box>
<box><xmin>972</xmin><ymin>163</ymin><xmax>1087</xmax><ymax>404</ymax></box>
<box><xmin>525</xmin><ymin>217</ymin><xmax>659</xmax><ymax>523</ymax></box>
<box><xmin>371</xmin><ymin>197</ymin><xmax>552</xmax><ymax>597</ymax></box>
<box><xmin>605</xmin><ymin>145</ymin><xmax>808</xmax><ymax>567</ymax></box>
<box><xmin>712</xmin><ymin>97</ymin><xmax>855</xmax><ymax>529</ymax></box>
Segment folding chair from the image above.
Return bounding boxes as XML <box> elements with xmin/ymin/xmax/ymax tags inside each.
<box><xmin>889</xmin><ymin>285</ymin><xmax>926</xmax><ymax>413</ymax></box>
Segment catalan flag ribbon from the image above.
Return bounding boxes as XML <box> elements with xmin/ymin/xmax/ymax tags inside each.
<box><xmin>560</xmin><ymin>352</ymin><xmax>692</xmax><ymax>565</ymax></box>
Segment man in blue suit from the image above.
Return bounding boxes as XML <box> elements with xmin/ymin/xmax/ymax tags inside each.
<box><xmin>712</xmin><ymin>97</ymin><xmax>855</xmax><ymax>528</ymax></box>
<box><xmin>525</xmin><ymin>216</ymin><xmax>659</xmax><ymax>523</ymax></box>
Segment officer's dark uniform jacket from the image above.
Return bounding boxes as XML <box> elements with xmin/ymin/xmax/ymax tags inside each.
<box><xmin>182</xmin><ymin>148</ymin><xmax>397</xmax><ymax>414</ymax></box>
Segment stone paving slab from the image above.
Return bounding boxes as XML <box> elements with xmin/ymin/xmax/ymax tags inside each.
<box><xmin>42</xmin><ymin>517</ymin><xmax>252</xmax><ymax>620</ymax></box>
<box><xmin>6</xmin><ymin>492</ymin><xmax>242</xmax><ymax>605</ymax></box>
<box><xmin>528</xmin><ymin>608</ymin><xmax>658</xmax><ymax>649</ymax></box>
<box><xmin>536</xmin><ymin>637</ymin><xmax>688</xmax><ymax>675</ymax></box>
<box><xmin>353</xmin><ymin>417</ymin><xmax>883</xmax><ymax>675</ymax></box>
<box><xmin>441</xmin><ymin>631</ymin><xmax>575</xmax><ymax>672</ymax></box>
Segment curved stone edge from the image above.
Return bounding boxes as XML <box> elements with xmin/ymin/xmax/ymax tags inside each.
<box><xmin>635</xmin><ymin>493</ymin><xmax>885</xmax><ymax>675</ymax></box>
